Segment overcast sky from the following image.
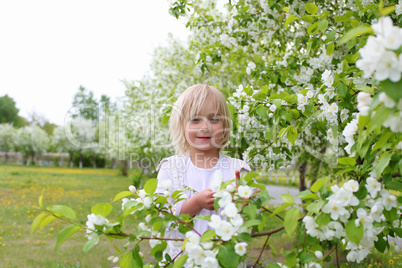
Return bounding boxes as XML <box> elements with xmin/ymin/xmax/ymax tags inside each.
<box><xmin>0</xmin><ymin>0</ymin><xmax>189</xmax><ymax>126</ymax></box>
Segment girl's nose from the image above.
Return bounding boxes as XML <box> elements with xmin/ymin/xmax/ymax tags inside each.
<box><xmin>200</xmin><ymin>118</ymin><xmax>211</xmax><ymax>130</ymax></box>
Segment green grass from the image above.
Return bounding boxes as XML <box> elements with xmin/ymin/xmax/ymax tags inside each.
<box><xmin>0</xmin><ymin>165</ymin><xmax>143</xmax><ymax>268</ymax></box>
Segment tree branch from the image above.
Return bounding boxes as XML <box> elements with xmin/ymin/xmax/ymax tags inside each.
<box><xmin>261</xmin><ymin>207</ymin><xmax>284</xmax><ymax>221</ymax></box>
<box><xmin>253</xmin><ymin>235</ymin><xmax>270</xmax><ymax>268</ymax></box>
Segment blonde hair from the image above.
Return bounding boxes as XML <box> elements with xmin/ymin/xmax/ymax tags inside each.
<box><xmin>169</xmin><ymin>84</ymin><xmax>232</xmax><ymax>155</ymax></box>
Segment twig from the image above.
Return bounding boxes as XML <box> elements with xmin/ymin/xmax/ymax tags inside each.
<box><xmin>253</xmin><ymin>235</ymin><xmax>270</xmax><ymax>268</ymax></box>
<box><xmin>251</xmin><ymin>215</ymin><xmax>305</xmax><ymax>237</ymax></box>
<box><xmin>261</xmin><ymin>207</ymin><xmax>284</xmax><ymax>221</ymax></box>
<box><xmin>336</xmin><ymin>243</ymin><xmax>340</xmax><ymax>268</ymax></box>
<box><xmin>164</xmin><ymin>250</ymin><xmax>184</xmax><ymax>267</ymax></box>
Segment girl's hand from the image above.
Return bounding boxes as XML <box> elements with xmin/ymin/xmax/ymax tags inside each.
<box><xmin>196</xmin><ymin>188</ymin><xmax>216</xmax><ymax>210</ymax></box>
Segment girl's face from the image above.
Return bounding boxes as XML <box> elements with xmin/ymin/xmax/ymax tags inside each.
<box><xmin>184</xmin><ymin>98</ymin><xmax>225</xmax><ymax>155</ymax></box>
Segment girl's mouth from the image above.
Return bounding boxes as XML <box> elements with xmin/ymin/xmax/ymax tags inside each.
<box><xmin>198</xmin><ymin>137</ymin><xmax>211</xmax><ymax>140</ymax></box>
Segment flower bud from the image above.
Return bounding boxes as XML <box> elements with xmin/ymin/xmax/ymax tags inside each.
<box><xmin>315</xmin><ymin>251</ymin><xmax>323</xmax><ymax>259</ymax></box>
<box><xmin>129</xmin><ymin>185</ymin><xmax>136</xmax><ymax>193</ymax></box>
<box><xmin>112</xmin><ymin>257</ymin><xmax>119</xmax><ymax>263</ymax></box>
<box><xmin>107</xmin><ymin>255</ymin><xmax>114</xmax><ymax>261</ymax></box>
<box><xmin>145</xmin><ymin>214</ymin><xmax>152</xmax><ymax>223</ymax></box>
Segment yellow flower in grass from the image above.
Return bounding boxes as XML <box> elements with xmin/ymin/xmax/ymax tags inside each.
<box><xmin>389</xmin><ymin>260</ymin><xmax>394</xmax><ymax>264</ymax></box>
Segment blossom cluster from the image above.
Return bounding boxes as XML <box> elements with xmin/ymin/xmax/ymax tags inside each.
<box><xmin>356</xmin><ymin>17</ymin><xmax>402</xmax><ymax>82</ymax></box>
<box><xmin>303</xmin><ymin>175</ymin><xmax>398</xmax><ymax>263</ymax></box>
<box><xmin>181</xmin><ymin>171</ymin><xmax>253</xmax><ymax>267</ymax></box>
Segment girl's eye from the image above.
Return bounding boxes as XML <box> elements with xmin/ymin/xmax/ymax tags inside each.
<box><xmin>210</xmin><ymin>117</ymin><xmax>219</xmax><ymax>122</ymax></box>
<box><xmin>191</xmin><ymin>118</ymin><xmax>200</xmax><ymax>122</ymax></box>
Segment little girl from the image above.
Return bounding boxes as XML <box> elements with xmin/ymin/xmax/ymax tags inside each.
<box><xmin>156</xmin><ymin>84</ymin><xmax>251</xmax><ymax>258</ymax></box>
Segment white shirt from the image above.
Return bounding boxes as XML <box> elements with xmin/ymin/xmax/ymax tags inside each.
<box><xmin>182</xmin><ymin>153</ymin><xmax>232</xmax><ymax>234</ymax></box>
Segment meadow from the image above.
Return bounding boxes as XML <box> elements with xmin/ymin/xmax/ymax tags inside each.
<box><xmin>0</xmin><ymin>165</ymin><xmax>139</xmax><ymax>267</ymax></box>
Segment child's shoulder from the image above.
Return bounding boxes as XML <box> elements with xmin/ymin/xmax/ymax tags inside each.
<box><xmin>156</xmin><ymin>154</ymin><xmax>185</xmax><ymax>171</ymax></box>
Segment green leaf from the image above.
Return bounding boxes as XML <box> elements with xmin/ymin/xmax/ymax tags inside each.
<box><xmin>301</xmin><ymin>15</ymin><xmax>315</xmax><ymax>23</ymax></box>
<box><xmin>380</xmin><ymin>6</ymin><xmax>396</xmax><ymax>16</ymax></box>
<box><xmin>83</xmin><ymin>235</ymin><xmax>99</xmax><ymax>254</ymax></box>
<box><xmin>243</xmin><ymin>204</ymin><xmax>257</xmax><ymax>220</ymax></box>
<box><xmin>112</xmin><ymin>191</ymin><xmax>134</xmax><ymax>202</ymax></box>
<box><xmin>144</xmin><ymin>178</ymin><xmax>158</xmax><ymax>194</ymax></box>
<box><xmin>271</xmin><ymin>202</ymin><xmax>292</xmax><ymax>216</ymax></box>
<box><xmin>46</xmin><ymin>205</ymin><xmax>76</xmax><ymax>220</ymax></box>
<box><xmin>237</xmin><ymin>232</ymin><xmax>252</xmax><ymax>242</ymax></box>
<box><xmin>31</xmin><ymin>212</ymin><xmax>47</xmax><ymax>234</ymax></box>
<box><xmin>120</xmin><ymin>252</ymin><xmax>135</xmax><ymax>268</ymax></box>
<box><xmin>173</xmin><ymin>254</ymin><xmax>188</xmax><ymax>268</ymax></box>
<box><xmin>284</xmin><ymin>208</ymin><xmax>300</xmax><ymax>236</ymax></box>
<box><xmin>358</xmin><ymin>115</ymin><xmax>370</xmax><ymax>131</ymax></box>
<box><xmin>326</xmin><ymin>43</ymin><xmax>335</xmax><ymax>56</ymax></box>
<box><xmin>285</xmin><ymin>15</ymin><xmax>299</xmax><ymax>28</ymax></box>
<box><xmin>200</xmin><ymin>230</ymin><xmax>216</xmax><ymax>242</ymax></box>
<box><xmin>345</xmin><ymin>219</ymin><xmax>364</xmax><ymax>245</ymax></box>
<box><xmin>375</xmin><ymin>234</ymin><xmax>387</xmax><ymax>253</ymax></box>
<box><xmin>261</xmin><ymin>85</ymin><xmax>269</xmax><ymax>94</ymax></box>
<box><xmin>241</xmin><ymin>219</ymin><xmax>262</xmax><ymax>228</ymax></box>
<box><xmin>339</xmin><ymin>26</ymin><xmax>373</xmax><ymax>45</ymax></box>
<box><xmin>132</xmin><ymin>244</ymin><xmax>144</xmax><ymax>268</ymax></box>
<box><xmin>39</xmin><ymin>194</ymin><xmax>44</xmax><ymax>208</ymax></box>
<box><xmin>218</xmin><ymin>243</ymin><xmax>240</xmax><ymax>268</ymax></box>
<box><xmin>306</xmin><ymin>201</ymin><xmax>325</xmax><ymax>214</ymax></box>
<box><xmin>150</xmin><ymin>241</ymin><xmax>167</xmax><ymax>261</ymax></box>
<box><xmin>327</xmin><ymin>30</ymin><xmax>337</xmax><ymax>41</ymax></box>
<box><xmin>315</xmin><ymin>213</ymin><xmax>331</xmax><ymax>227</ymax></box>
<box><xmin>299</xmin><ymin>252</ymin><xmax>316</xmax><ymax>264</ymax></box>
<box><xmin>372</xmin><ymin>132</ymin><xmax>393</xmax><ymax>151</ymax></box>
<box><xmin>380</xmin><ymin>79</ymin><xmax>402</xmax><ymax>103</ymax></box>
<box><xmin>55</xmin><ymin>224</ymin><xmax>81</xmax><ymax>251</ymax></box>
<box><xmin>311</xmin><ymin>178</ymin><xmax>327</xmax><ymax>193</ymax></box>
<box><xmin>305</xmin><ymin>3</ymin><xmax>319</xmax><ymax>14</ymax></box>
<box><xmin>91</xmin><ymin>203</ymin><xmax>113</xmax><ymax>217</ymax></box>
<box><xmin>287</xmin><ymin>126</ymin><xmax>297</xmax><ymax>145</ymax></box>
<box><xmin>281</xmin><ymin>194</ymin><xmax>294</xmax><ymax>204</ymax></box>
<box><xmin>338</xmin><ymin>157</ymin><xmax>356</xmax><ymax>166</ymax></box>
<box><xmin>162</xmin><ymin>115</ymin><xmax>170</xmax><ymax>125</ymax></box>
<box><xmin>285</xmin><ymin>251</ymin><xmax>297</xmax><ymax>267</ymax></box>
<box><xmin>368</xmin><ymin>106</ymin><xmax>391</xmax><ymax>132</ymax></box>
<box><xmin>375</xmin><ymin>152</ymin><xmax>393</xmax><ymax>177</ymax></box>
<box><xmin>244</xmin><ymin>172</ymin><xmax>259</xmax><ymax>182</ymax></box>
<box><xmin>40</xmin><ymin>215</ymin><xmax>57</xmax><ymax>229</ymax></box>
<box><xmin>318</xmin><ymin>19</ymin><xmax>328</xmax><ymax>33</ymax></box>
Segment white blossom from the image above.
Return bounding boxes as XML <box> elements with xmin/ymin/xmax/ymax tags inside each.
<box><xmin>322</xmin><ymin>70</ymin><xmax>334</xmax><ymax>87</ymax></box>
<box><xmin>366</xmin><ymin>177</ymin><xmax>381</xmax><ymax>198</ymax></box>
<box><xmin>211</xmin><ymin>170</ymin><xmax>223</xmax><ymax>192</ymax></box>
<box><xmin>379</xmin><ymin>92</ymin><xmax>396</xmax><ymax>108</ymax></box>
<box><xmin>234</xmin><ymin>242</ymin><xmax>248</xmax><ymax>256</ymax></box>
<box><xmin>215</xmin><ymin>221</ymin><xmax>235</xmax><ymax>241</ymax></box>
<box><xmin>129</xmin><ymin>185</ymin><xmax>137</xmax><ymax>193</ymax></box>
<box><xmin>223</xmin><ymin>203</ymin><xmax>238</xmax><ymax>218</ymax></box>
<box><xmin>238</xmin><ymin>185</ymin><xmax>253</xmax><ymax>198</ymax></box>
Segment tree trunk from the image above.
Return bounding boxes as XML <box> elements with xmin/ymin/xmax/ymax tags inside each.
<box><xmin>299</xmin><ymin>161</ymin><xmax>307</xmax><ymax>192</ymax></box>
<box><xmin>121</xmin><ymin>160</ymin><xmax>128</xmax><ymax>176</ymax></box>
<box><xmin>93</xmin><ymin>155</ymin><xmax>96</xmax><ymax>169</ymax></box>
<box><xmin>4</xmin><ymin>151</ymin><xmax>8</xmax><ymax>164</ymax></box>
<box><xmin>79</xmin><ymin>153</ymin><xmax>83</xmax><ymax>168</ymax></box>
<box><xmin>112</xmin><ymin>158</ymin><xmax>117</xmax><ymax>169</ymax></box>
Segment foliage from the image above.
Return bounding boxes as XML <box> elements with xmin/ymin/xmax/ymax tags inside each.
<box><xmin>0</xmin><ymin>94</ymin><xmax>22</xmax><ymax>127</ymax></box>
